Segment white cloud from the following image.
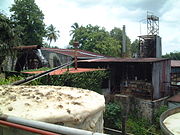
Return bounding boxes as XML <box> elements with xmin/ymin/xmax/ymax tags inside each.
<box><xmin>36</xmin><ymin>0</ymin><xmax>143</xmax><ymax>48</ymax></box>
<box><xmin>1</xmin><ymin>0</ymin><xmax>180</xmax><ymax>54</ymax></box>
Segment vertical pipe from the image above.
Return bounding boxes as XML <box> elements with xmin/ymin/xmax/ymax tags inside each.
<box><xmin>73</xmin><ymin>42</ymin><xmax>79</xmax><ymax>70</ymax></box>
<box><xmin>122</xmin><ymin>25</ymin><xmax>126</xmax><ymax>57</ymax></box>
<box><xmin>75</xmin><ymin>49</ymin><xmax>78</xmax><ymax>70</ymax></box>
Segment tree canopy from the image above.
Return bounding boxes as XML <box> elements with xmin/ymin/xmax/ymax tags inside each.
<box><xmin>69</xmin><ymin>24</ymin><xmax>133</xmax><ymax>57</ymax></box>
<box><xmin>110</xmin><ymin>27</ymin><xmax>131</xmax><ymax>57</ymax></box>
<box><xmin>131</xmin><ymin>39</ymin><xmax>139</xmax><ymax>57</ymax></box>
<box><xmin>10</xmin><ymin>0</ymin><xmax>46</xmax><ymax>45</ymax></box>
<box><xmin>162</xmin><ymin>52</ymin><xmax>180</xmax><ymax>60</ymax></box>
<box><xmin>0</xmin><ymin>12</ymin><xmax>21</xmax><ymax>66</ymax></box>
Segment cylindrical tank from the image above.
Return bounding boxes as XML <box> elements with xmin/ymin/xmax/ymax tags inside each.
<box><xmin>160</xmin><ymin>107</ymin><xmax>180</xmax><ymax>135</ymax></box>
<box><xmin>0</xmin><ymin>85</ymin><xmax>105</xmax><ymax>133</ymax></box>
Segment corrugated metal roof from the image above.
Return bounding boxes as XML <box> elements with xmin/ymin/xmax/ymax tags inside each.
<box><xmin>78</xmin><ymin>58</ymin><xmax>169</xmax><ymax>63</ymax></box>
<box><xmin>168</xmin><ymin>94</ymin><xmax>180</xmax><ymax>102</ymax></box>
<box><xmin>171</xmin><ymin>60</ymin><xmax>180</xmax><ymax>67</ymax></box>
<box><xmin>41</xmin><ymin>48</ymin><xmax>107</xmax><ymax>59</ymax></box>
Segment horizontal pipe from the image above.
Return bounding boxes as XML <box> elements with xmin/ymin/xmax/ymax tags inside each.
<box><xmin>1</xmin><ymin>115</ymin><xmax>108</xmax><ymax>135</ymax></box>
<box><xmin>0</xmin><ymin>120</ymin><xmax>60</xmax><ymax>135</ymax></box>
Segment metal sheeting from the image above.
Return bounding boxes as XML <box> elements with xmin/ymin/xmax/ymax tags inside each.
<box><xmin>152</xmin><ymin>60</ymin><xmax>171</xmax><ymax>99</ymax></box>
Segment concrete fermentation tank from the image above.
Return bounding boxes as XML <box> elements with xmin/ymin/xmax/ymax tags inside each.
<box><xmin>160</xmin><ymin>107</ymin><xmax>180</xmax><ymax>135</ymax></box>
<box><xmin>0</xmin><ymin>85</ymin><xmax>105</xmax><ymax>133</ymax></box>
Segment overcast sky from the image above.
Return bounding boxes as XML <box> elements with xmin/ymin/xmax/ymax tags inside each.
<box><xmin>0</xmin><ymin>0</ymin><xmax>180</xmax><ymax>54</ymax></box>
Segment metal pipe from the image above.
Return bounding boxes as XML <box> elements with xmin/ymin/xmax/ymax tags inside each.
<box><xmin>0</xmin><ymin>120</ymin><xmax>60</xmax><ymax>135</ymax></box>
<box><xmin>73</xmin><ymin>41</ymin><xmax>79</xmax><ymax>70</ymax></box>
<box><xmin>122</xmin><ymin>25</ymin><xmax>126</xmax><ymax>56</ymax></box>
<box><xmin>0</xmin><ymin>115</ymin><xmax>108</xmax><ymax>135</ymax></box>
<box><xmin>11</xmin><ymin>61</ymin><xmax>74</xmax><ymax>85</ymax></box>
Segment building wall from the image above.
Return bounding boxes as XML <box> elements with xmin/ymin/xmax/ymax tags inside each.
<box><xmin>113</xmin><ymin>94</ymin><xmax>168</xmax><ymax>122</ymax></box>
<box><xmin>40</xmin><ymin>50</ymin><xmax>72</xmax><ymax>68</ymax></box>
<box><xmin>2</xmin><ymin>56</ymin><xmax>17</xmax><ymax>71</ymax></box>
<box><xmin>120</xmin><ymin>80</ymin><xmax>153</xmax><ymax>99</ymax></box>
<box><xmin>152</xmin><ymin>60</ymin><xmax>171</xmax><ymax>99</ymax></box>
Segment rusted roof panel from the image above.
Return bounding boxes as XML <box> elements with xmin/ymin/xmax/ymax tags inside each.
<box><xmin>168</xmin><ymin>94</ymin><xmax>180</xmax><ymax>102</ymax></box>
<box><xmin>14</xmin><ymin>45</ymin><xmax>41</xmax><ymax>50</ymax></box>
<box><xmin>41</xmin><ymin>48</ymin><xmax>108</xmax><ymax>59</ymax></box>
<box><xmin>78</xmin><ymin>58</ymin><xmax>169</xmax><ymax>63</ymax></box>
<box><xmin>171</xmin><ymin>60</ymin><xmax>180</xmax><ymax>67</ymax></box>
<box><xmin>24</xmin><ymin>68</ymin><xmax>105</xmax><ymax>75</ymax></box>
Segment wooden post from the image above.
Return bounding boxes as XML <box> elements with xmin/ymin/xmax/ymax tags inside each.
<box><xmin>122</xmin><ymin>116</ymin><xmax>127</xmax><ymax>135</ymax></box>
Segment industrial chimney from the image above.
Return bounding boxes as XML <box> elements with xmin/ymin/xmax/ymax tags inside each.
<box><xmin>122</xmin><ymin>25</ymin><xmax>126</xmax><ymax>57</ymax></box>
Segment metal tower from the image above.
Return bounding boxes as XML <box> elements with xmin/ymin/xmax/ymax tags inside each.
<box><xmin>147</xmin><ymin>11</ymin><xmax>159</xmax><ymax>35</ymax></box>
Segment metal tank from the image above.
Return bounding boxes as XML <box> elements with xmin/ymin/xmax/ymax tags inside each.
<box><xmin>160</xmin><ymin>107</ymin><xmax>180</xmax><ymax>135</ymax></box>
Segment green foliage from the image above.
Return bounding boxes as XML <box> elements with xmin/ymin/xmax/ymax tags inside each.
<box><xmin>0</xmin><ymin>75</ymin><xmax>24</xmax><ymax>85</ymax></box>
<box><xmin>110</xmin><ymin>27</ymin><xmax>131</xmax><ymax>57</ymax></box>
<box><xmin>104</xmin><ymin>102</ymin><xmax>122</xmax><ymax>129</ymax></box>
<box><xmin>0</xmin><ymin>12</ymin><xmax>21</xmax><ymax>66</ymax></box>
<box><xmin>30</xmin><ymin>70</ymin><xmax>108</xmax><ymax>93</ymax></box>
<box><xmin>69</xmin><ymin>24</ymin><xmax>122</xmax><ymax>57</ymax></box>
<box><xmin>126</xmin><ymin>115</ymin><xmax>157</xmax><ymax>135</ymax></box>
<box><xmin>46</xmin><ymin>24</ymin><xmax>60</xmax><ymax>46</ymax></box>
<box><xmin>154</xmin><ymin>105</ymin><xmax>168</xmax><ymax>128</ymax></box>
<box><xmin>131</xmin><ymin>39</ymin><xmax>139</xmax><ymax>57</ymax></box>
<box><xmin>104</xmin><ymin>102</ymin><xmax>163</xmax><ymax>135</ymax></box>
<box><xmin>162</xmin><ymin>51</ymin><xmax>180</xmax><ymax>60</ymax></box>
<box><xmin>10</xmin><ymin>0</ymin><xmax>46</xmax><ymax>45</ymax></box>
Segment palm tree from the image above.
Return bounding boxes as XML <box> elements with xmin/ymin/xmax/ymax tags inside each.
<box><xmin>70</xmin><ymin>22</ymin><xmax>79</xmax><ymax>36</ymax></box>
<box><xmin>46</xmin><ymin>24</ymin><xmax>60</xmax><ymax>46</ymax></box>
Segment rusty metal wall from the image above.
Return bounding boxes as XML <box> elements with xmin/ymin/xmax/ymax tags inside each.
<box><xmin>152</xmin><ymin>60</ymin><xmax>171</xmax><ymax>99</ymax></box>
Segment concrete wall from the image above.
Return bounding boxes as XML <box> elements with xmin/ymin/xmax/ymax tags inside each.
<box><xmin>41</xmin><ymin>50</ymin><xmax>72</xmax><ymax>68</ymax></box>
<box><xmin>112</xmin><ymin>94</ymin><xmax>168</xmax><ymax>122</ymax></box>
<box><xmin>2</xmin><ymin>49</ymin><xmax>73</xmax><ymax>71</ymax></box>
<box><xmin>2</xmin><ymin>56</ymin><xmax>17</xmax><ymax>71</ymax></box>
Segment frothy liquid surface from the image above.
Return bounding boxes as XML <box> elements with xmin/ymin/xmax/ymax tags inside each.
<box><xmin>163</xmin><ymin>112</ymin><xmax>180</xmax><ymax>135</ymax></box>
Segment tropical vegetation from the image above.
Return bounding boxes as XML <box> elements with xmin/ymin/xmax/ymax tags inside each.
<box><xmin>104</xmin><ymin>102</ymin><xmax>168</xmax><ymax>135</ymax></box>
<box><xmin>69</xmin><ymin>23</ymin><xmax>132</xmax><ymax>57</ymax></box>
<box><xmin>162</xmin><ymin>51</ymin><xmax>180</xmax><ymax>60</ymax></box>
<box><xmin>10</xmin><ymin>0</ymin><xmax>46</xmax><ymax>46</ymax></box>
<box><xmin>0</xmin><ymin>12</ymin><xmax>21</xmax><ymax>67</ymax></box>
<box><xmin>46</xmin><ymin>24</ymin><xmax>60</xmax><ymax>46</ymax></box>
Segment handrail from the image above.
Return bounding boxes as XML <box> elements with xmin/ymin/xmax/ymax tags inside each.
<box><xmin>0</xmin><ymin>114</ymin><xmax>108</xmax><ymax>135</ymax></box>
<box><xmin>0</xmin><ymin>120</ymin><xmax>60</xmax><ymax>135</ymax></box>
